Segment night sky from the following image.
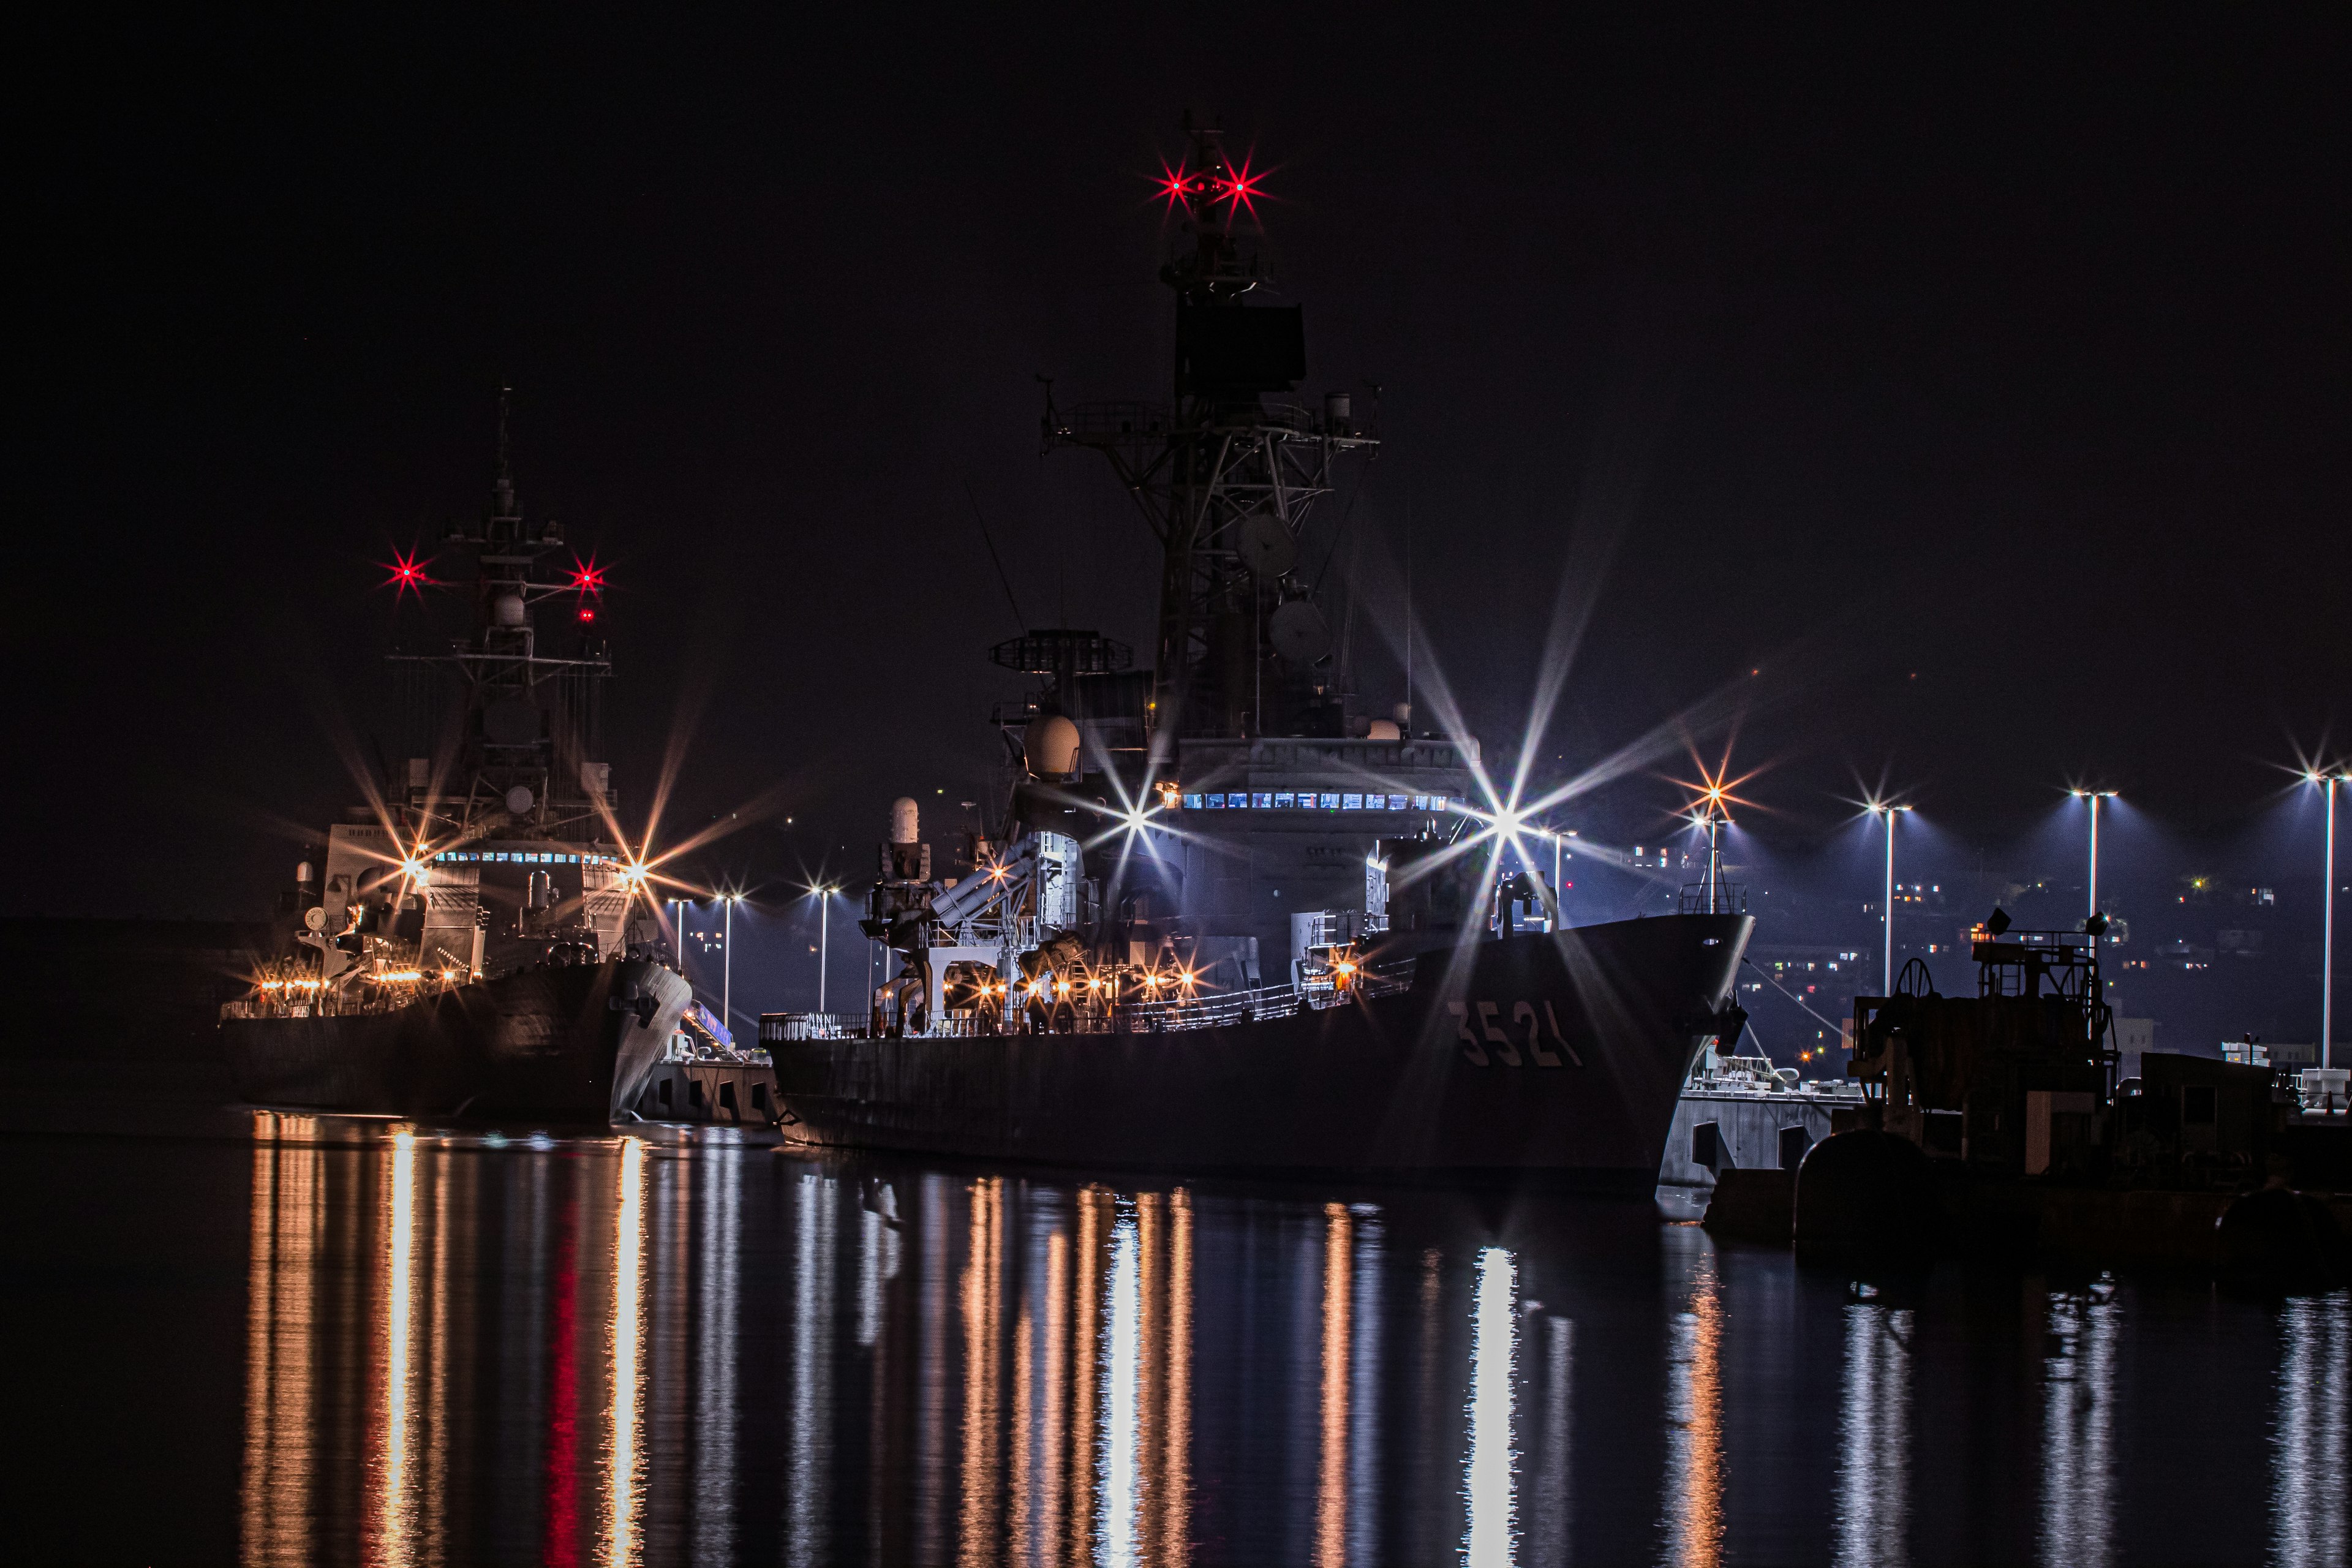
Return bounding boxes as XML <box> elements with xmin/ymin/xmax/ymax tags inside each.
<box><xmin>18</xmin><ymin>12</ymin><xmax>2348</xmax><ymax>957</ymax></box>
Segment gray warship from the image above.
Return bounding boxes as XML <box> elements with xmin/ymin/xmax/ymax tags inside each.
<box><xmin>222</xmin><ymin>396</ymin><xmax>764</xmax><ymax>1125</ymax></box>
<box><xmin>761</xmin><ymin>123</ymin><xmax>1754</xmax><ymax>1186</ymax></box>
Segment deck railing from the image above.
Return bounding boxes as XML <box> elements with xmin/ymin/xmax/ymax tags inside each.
<box><xmin>758</xmin><ymin>958</ymin><xmax>1419</xmax><ymax>1044</ymax></box>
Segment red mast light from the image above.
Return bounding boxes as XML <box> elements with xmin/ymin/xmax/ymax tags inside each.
<box><xmin>382</xmin><ymin>548</ymin><xmax>435</xmax><ymax>600</ymax></box>
<box><xmin>1216</xmin><ymin>153</ymin><xmax>1265</xmax><ymax>221</ymax></box>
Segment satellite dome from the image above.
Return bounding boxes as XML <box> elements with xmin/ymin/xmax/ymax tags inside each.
<box><xmin>494</xmin><ymin>592</ymin><xmax>527</xmax><ymax>627</ymax></box>
<box><xmin>1023</xmin><ymin>714</ymin><xmax>1082</xmax><ymax>779</ymax></box>
<box><xmin>504</xmin><ymin>785</ymin><xmax>535</xmax><ymax>816</ymax></box>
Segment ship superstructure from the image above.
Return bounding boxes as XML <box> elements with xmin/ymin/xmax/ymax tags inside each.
<box><xmin>1014</xmin><ymin>121</ymin><xmax>1479</xmax><ymax>995</ymax></box>
<box><xmin>275</xmin><ymin>390</ymin><xmax>640</xmax><ymax>1003</ymax></box>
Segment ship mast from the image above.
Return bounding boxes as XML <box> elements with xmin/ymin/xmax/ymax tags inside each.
<box><xmin>1044</xmin><ymin>119</ymin><xmax>1376</xmax><ymax>742</ymax></box>
<box><xmin>393</xmin><ymin>387</ymin><xmax>614</xmax><ymax>841</ymax></box>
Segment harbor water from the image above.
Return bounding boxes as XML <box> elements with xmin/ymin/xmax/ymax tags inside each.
<box><xmin>3</xmin><ymin>1116</ymin><xmax>2346</xmax><ymax>1567</ymax></box>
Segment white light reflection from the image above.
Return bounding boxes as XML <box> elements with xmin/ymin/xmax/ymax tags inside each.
<box><xmin>1529</xmin><ymin>1316</ymin><xmax>1572</xmax><ymax>1568</ymax></box>
<box><xmin>2038</xmin><ymin>1283</ymin><xmax>2116</xmax><ymax>1567</ymax></box>
<box><xmin>856</xmin><ymin>1184</ymin><xmax>902</xmax><ymax>1349</ymax></box>
<box><xmin>1833</xmin><ymin>1305</ymin><xmax>1912</xmax><ymax>1568</ymax></box>
<box><xmin>692</xmin><ymin>1145</ymin><xmax>740</xmax><ymax>1567</ymax></box>
<box><xmin>1463</xmin><ymin>1246</ymin><xmax>1519</xmax><ymax>1567</ymax></box>
<box><xmin>789</xmin><ymin>1171</ymin><xmax>839</xmax><ymax>1568</ymax></box>
<box><xmin>2270</xmin><ymin>1290</ymin><xmax>2349</xmax><ymax>1568</ymax></box>
<box><xmin>605</xmin><ymin>1137</ymin><xmax>646</xmax><ymax>1568</ymax></box>
<box><xmin>1098</xmin><ymin>1202</ymin><xmax>1142</xmax><ymax>1567</ymax></box>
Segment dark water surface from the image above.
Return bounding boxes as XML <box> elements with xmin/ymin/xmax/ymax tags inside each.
<box><xmin>3</xmin><ymin>1119</ymin><xmax>2345</xmax><ymax>1567</ymax></box>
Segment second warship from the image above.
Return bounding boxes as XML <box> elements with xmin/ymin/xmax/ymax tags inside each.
<box><xmin>221</xmin><ymin>397</ymin><xmax>767</xmax><ymax>1125</ymax></box>
<box><xmin>761</xmin><ymin>123</ymin><xmax>1754</xmax><ymax>1186</ymax></box>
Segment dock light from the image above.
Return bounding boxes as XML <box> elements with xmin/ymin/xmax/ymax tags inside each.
<box><xmin>805</xmin><ymin>882</ymin><xmax>840</xmax><ymax>1013</ymax></box>
<box><xmin>1867</xmin><ymin>800</ymin><xmax>1914</xmax><ymax>993</ymax></box>
<box><xmin>2305</xmin><ymin>769</ymin><xmax>2350</xmax><ymax>1069</ymax></box>
<box><xmin>721</xmin><ymin>891</ymin><xmax>744</xmax><ymax>1028</ymax></box>
<box><xmin>2071</xmin><ymin>788</ymin><xmax>2120</xmax><ymax>919</ymax></box>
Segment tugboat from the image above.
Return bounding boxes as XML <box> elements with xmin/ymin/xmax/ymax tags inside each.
<box><xmin>760</xmin><ymin>123</ymin><xmax>1752</xmax><ymax>1187</ymax></box>
<box><xmin>221</xmin><ymin>392</ymin><xmax>730</xmax><ymax>1124</ymax></box>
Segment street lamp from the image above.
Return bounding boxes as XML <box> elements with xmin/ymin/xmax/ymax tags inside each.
<box><xmin>721</xmin><ymin>892</ymin><xmax>743</xmax><ymax>1030</ymax></box>
<box><xmin>809</xmin><ymin>883</ymin><xmax>839</xmax><ymax>1014</ymax></box>
<box><xmin>1691</xmin><ymin>788</ymin><xmax>1734</xmax><ymax>916</ymax></box>
<box><xmin>2071</xmin><ymin>788</ymin><xmax>2120</xmax><ymax>921</ymax></box>
<box><xmin>2308</xmin><ymin>771</ymin><xmax>2349</xmax><ymax>1070</ymax></box>
<box><xmin>1872</xmin><ymin>802</ymin><xmax>1913</xmax><ymax>993</ymax></box>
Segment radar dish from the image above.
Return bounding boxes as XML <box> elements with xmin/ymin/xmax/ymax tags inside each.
<box><xmin>1268</xmin><ymin>599</ymin><xmax>1332</xmax><ymax>663</ymax></box>
<box><xmin>1237</xmin><ymin>514</ymin><xmax>1297</xmax><ymax>576</ymax></box>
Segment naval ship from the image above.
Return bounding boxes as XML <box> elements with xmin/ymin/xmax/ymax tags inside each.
<box><xmin>761</xmin><ymin>123</ymin><xmax>1752</xmax><ymax>1187</ymax></box>
<box><xmin>220</xmin><ymin>394</ymin><xmax>734</xmax><ymax>1124</ymax></box>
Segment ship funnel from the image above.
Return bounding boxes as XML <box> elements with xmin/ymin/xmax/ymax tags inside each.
<box><xmin>889</xmin><ymin>796</ymin><xmax>920</xmax><ymax>846</ymax></box>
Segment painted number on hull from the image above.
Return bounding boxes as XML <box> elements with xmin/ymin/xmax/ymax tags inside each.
<box><xmin>1449</xmin><ymin>1000</ymin><xmax>1585</xmax><ymax>1068</ymax></box>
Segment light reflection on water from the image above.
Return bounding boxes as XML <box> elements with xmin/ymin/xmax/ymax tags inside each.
<box><xmin>1833</xmin><ymin>1302</ymin><xmax>1912</xmax><ymax>1567</ymax></box>
<box><xmin>23</xmin><ymin>1120</ymin><xmax>2319</xmax><ymax>1566</ymax></box>
<box><xmin>2272</xmin><ymin>1291</ymin><xmax>2351</xmax><ymax>1568</ymax></box>
<box><xmin>2038</xmin><ymin>1280</ymin><xmax>2117</xmax><ymax>1567</ymax></box>
<box><xmin>1462</xmin><ymin>1245</ymin><xmax>1517</xmax><ymax>1566</ymax></box>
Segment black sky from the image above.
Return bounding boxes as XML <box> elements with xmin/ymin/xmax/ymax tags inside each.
<box><xmin>14</xmin><ymin>10</ymin><xmax>2348</xmax><ymax>917</ymax></box>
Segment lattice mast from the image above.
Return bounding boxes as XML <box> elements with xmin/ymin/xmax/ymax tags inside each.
<box><xmin>393</xmin><ymin>387</ymin><xmax>614</xmax><ymax>839</ymax></box>
<box><xmin>1044</xmin><ymin>119</ymin><xmax>1376</xmax><ymax>742</ymax></box>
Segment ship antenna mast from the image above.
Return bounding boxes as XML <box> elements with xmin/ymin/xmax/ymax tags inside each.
<box><xmin>492</xmin><ymin>383</ymin><xmax>517</xmax><ymax>521</ymax></box>
<box><xmin>1044</xmin><ymin>117</ymin><xmax>1376</xmax><ymax>744</ymax></box>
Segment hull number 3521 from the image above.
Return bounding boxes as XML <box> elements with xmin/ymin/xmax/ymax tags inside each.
<box><xmin>1448</xmin><ymin>1000</ymin><xmax>1586</xmax><ymax>1069</ymax></box>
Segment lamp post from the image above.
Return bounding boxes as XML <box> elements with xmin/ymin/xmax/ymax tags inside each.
<box><xmin>722</xmin><ymin>892</ymin><xmax>742</xmax><ymax>1030</ymax></box>
<box><xmin>1691</xmin><ymin>788</ymin><xmax>1733</xmax><ymax>915</ymax></box>
<box><xmin>1875</xmin><ymin>804</ymin><xmax>1913</xmax><ymax>993</ymax></box>
<box><xmin>810</xmin><ymin>883</ymin><xmax>838</xmax><ymax>1014</ymax></box>
<box><xmin>2311</xmin><ymin>771</ymin><xmax>2348</xmax><ymax>1070</ymax></box>
<box><xmin>2071</xmin><ymin>788</ymin><xmax>2120</xmax><ymax>919</ymax></box>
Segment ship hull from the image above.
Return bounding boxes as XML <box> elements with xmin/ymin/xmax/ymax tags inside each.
<box><xmin>221</xmin><ymin>958</ymin><xmax>691</xmax><ymax>1122</ymax></box>
<box><xmin>774</xmin><ymin>913</ymin><xmax>1751</xmax><ymax>1188</ymax></box>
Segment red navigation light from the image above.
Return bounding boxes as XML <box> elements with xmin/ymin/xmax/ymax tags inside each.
<box><xmin>1217</xmin><ymin>154</ymin><xmax>1265</xmax><ymax>221</ymax></box>
<box><xmin>578</xmin><ymin>607</ymin><xmax>596</xmax><ymax>623</ymax></box>
<box><xmin>1156</xmin><ymin>157</ymin><xmax>1194</xmax><ymax>213</ymax></box>
<box><xmin>383</xmin><ymin>548</ymin><xmax>434</xmax><ymax>600</ymax></box>
<box><xmin>568</xmin><ymin>554</ymin><xmax>606</xmax><ymax>597</ymax></box>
